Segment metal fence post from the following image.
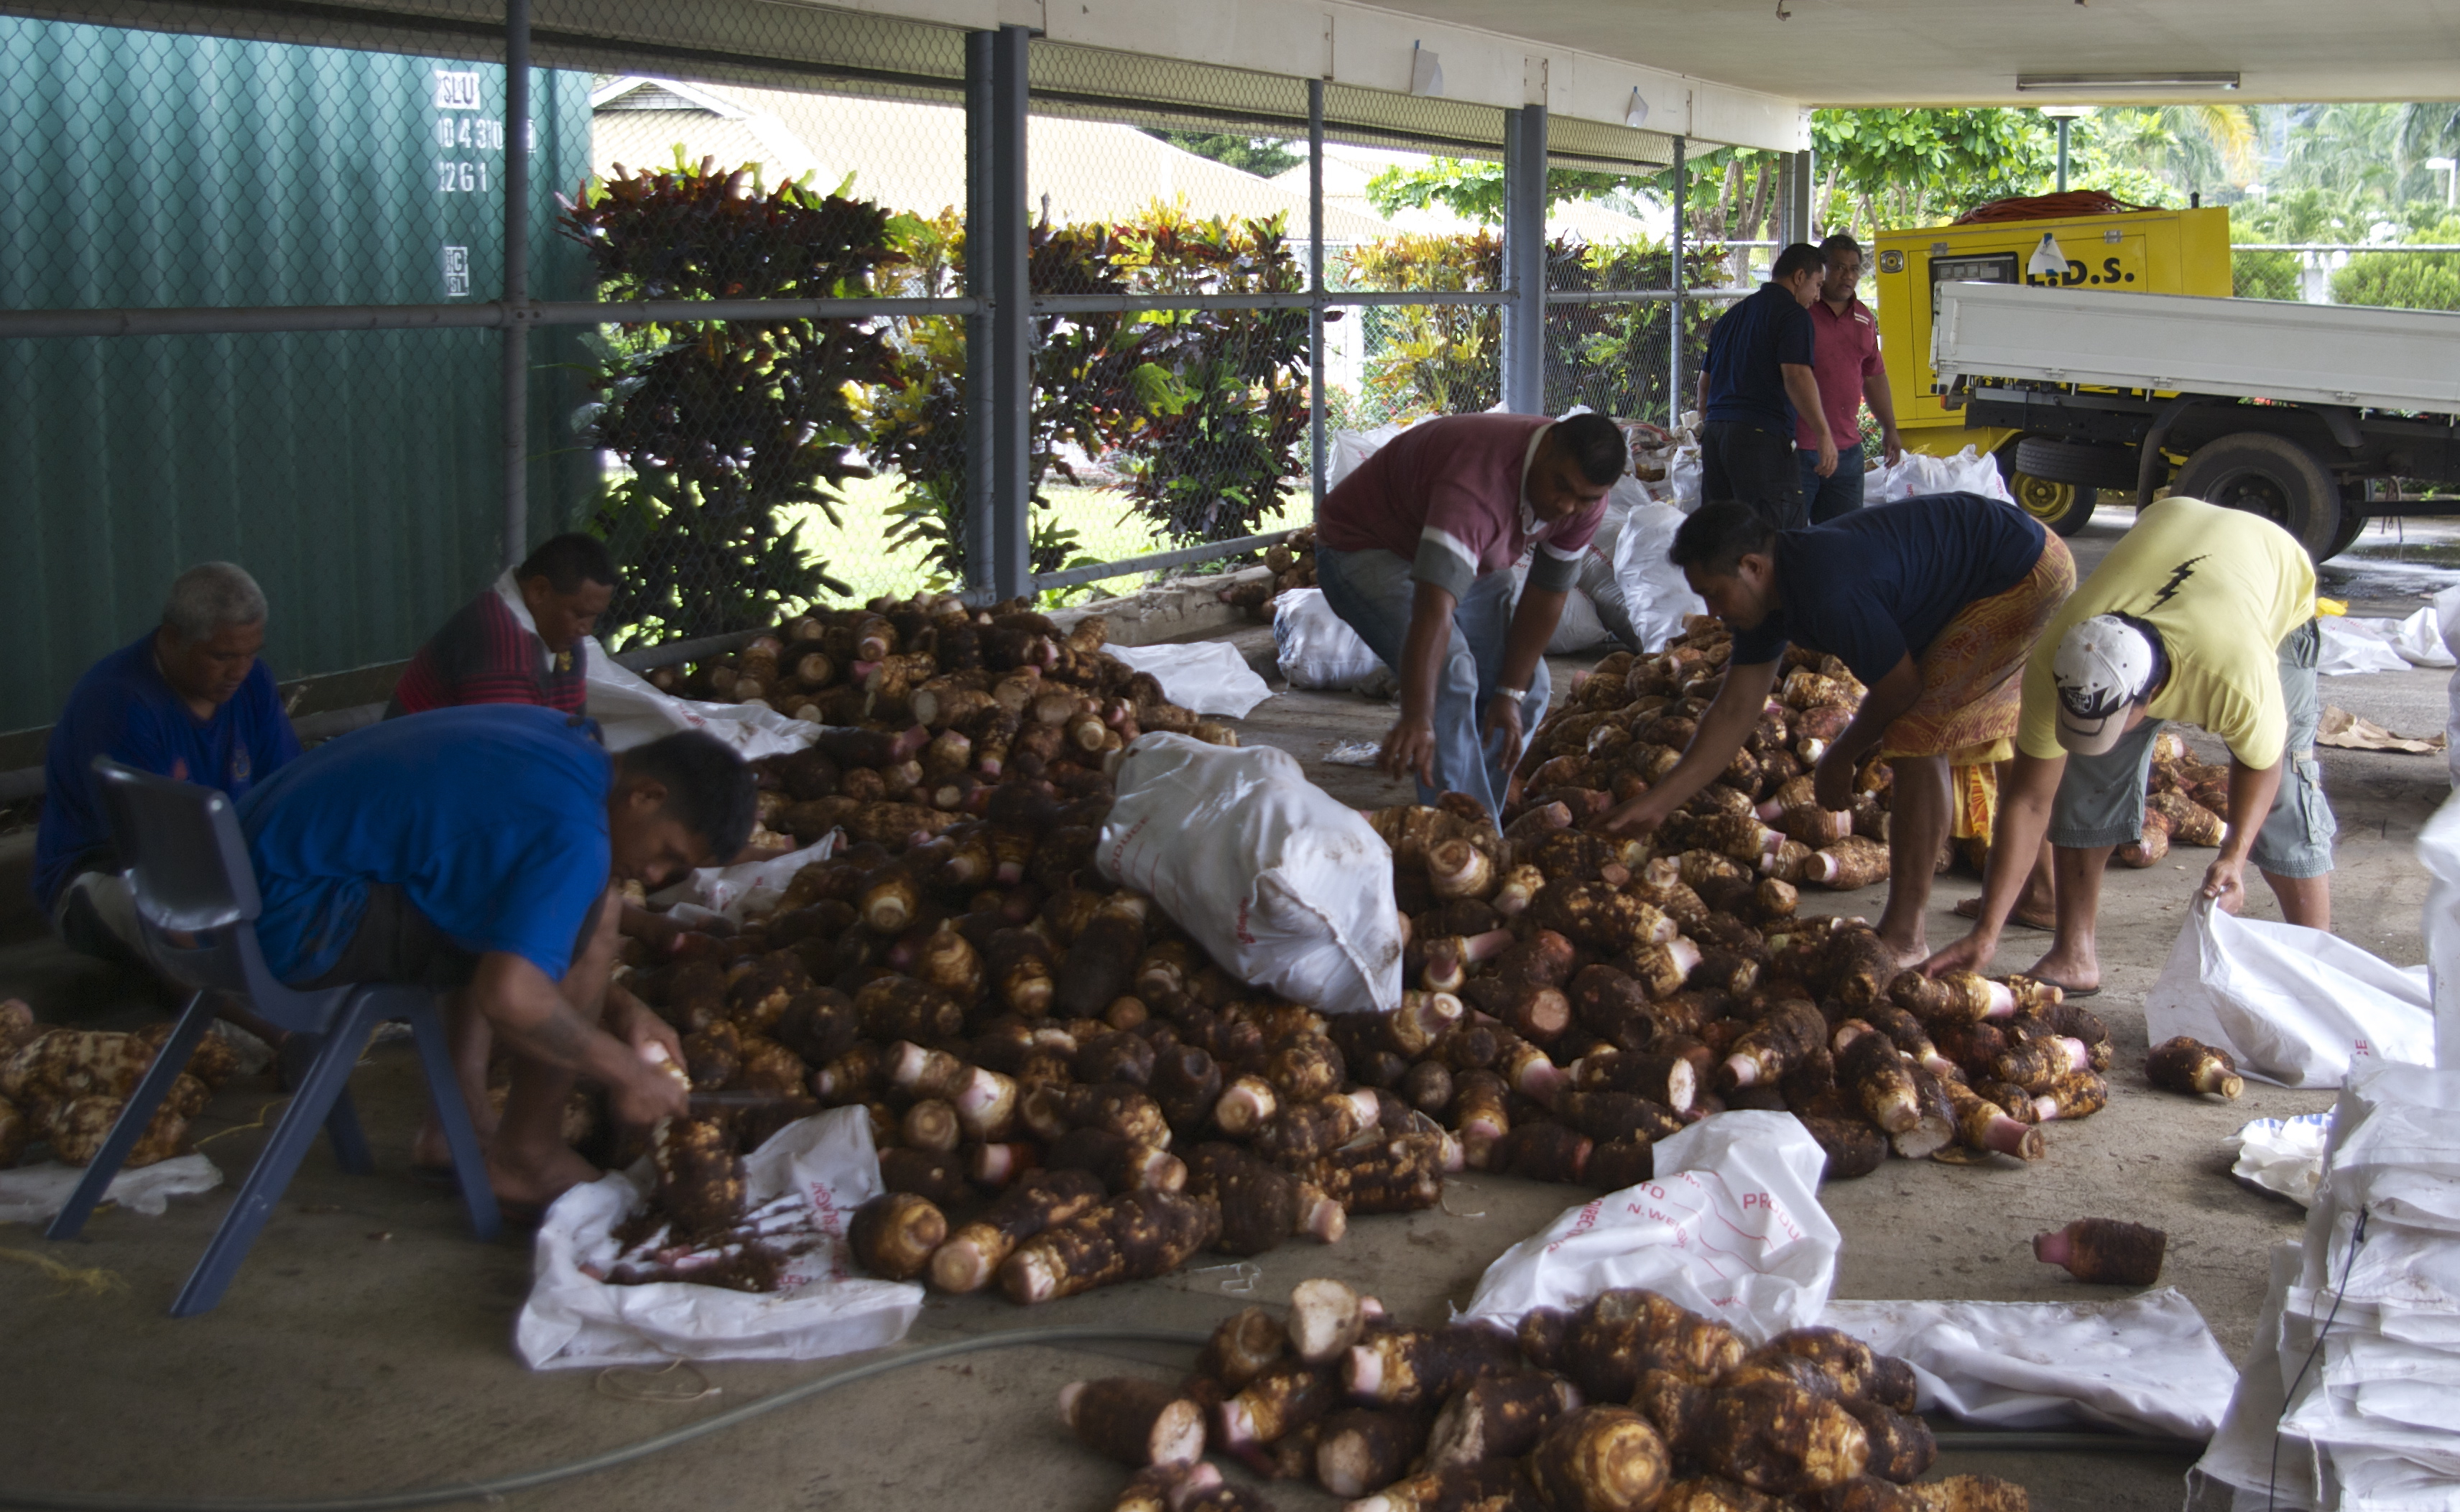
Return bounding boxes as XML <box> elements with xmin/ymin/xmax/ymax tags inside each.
<box><xmin>499</xmin><ymin>0</ymin><xmax>530</xmax><ymax>570</ymax></box>
<box><xmin>1668</xmin><ymin>136</ymin><xmax>1686</xmax><ymax>431</ymax></box>
<box><xmin>963</xmin><ymin>30</ymin><xmax>995</xmax><ymax>595</ymax></box>
<box><xmin>985</xmin><ymin>24</ymin><xmax>1032</xmax><ymax>601</ymax></box>
<box><xmin>1500</xmin><ymin>103</ymin><xmax>1547</xmax><ymax>415</ymax></box>
<box><xmin>1308</xmin><ymin>77</ymin><xmax>1326</xmax><ymax>514</ymax></box>
<box><xmin>966</xmin><ymin>26</ymin><xmax>1031</xmax><ymax>603</ymax></box>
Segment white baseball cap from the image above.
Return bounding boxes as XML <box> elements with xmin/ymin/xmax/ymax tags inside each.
<box><xmin>2053</xmin><ymin>614</ymin><xmax>2160</xmax><ymax>756</ymax></box>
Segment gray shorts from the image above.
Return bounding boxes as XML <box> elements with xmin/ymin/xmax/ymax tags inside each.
<box><xmin>2048</xmin><ymin>618</ymin><xmax>2335</xmax><ymax>879</ymax></box>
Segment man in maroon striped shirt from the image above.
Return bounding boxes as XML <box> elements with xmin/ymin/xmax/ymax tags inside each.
<box><xmin>387</xmin><ymin>534</ymin><xmax>617</xmax><ymax>718</ymax></box>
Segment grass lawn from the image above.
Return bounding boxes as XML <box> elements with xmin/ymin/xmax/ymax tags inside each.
<box><xmin>782</xmin><ymin>474</ymin><xmax>1313</xmax><ymax>604</ymax></box>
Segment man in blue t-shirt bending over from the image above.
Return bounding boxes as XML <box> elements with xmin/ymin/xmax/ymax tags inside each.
<box><xmin>240</xmin><ymin>706</ymin><xmax>757</xmax><ymax>1212</ymax></box>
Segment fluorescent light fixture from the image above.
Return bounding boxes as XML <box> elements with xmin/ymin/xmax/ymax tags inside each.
<box><xmin>2037</xmin><ymin>103</ymin><xmax>2089</xmax><ymax>119</ymax></box>
<box><xmin>2017</xmin><ymin>71</ymin><xmax>2240</xmax><ymax>92</ymax></box>
<box><xmin>1624</xmin><ymin>87</ymin><xmax>1650</xmax><ymax>129</ymax></box>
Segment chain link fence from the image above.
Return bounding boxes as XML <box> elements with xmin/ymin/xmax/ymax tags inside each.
<box><xmin>3</xmin><ymin>0</ymin><xmax>1711</xmax><ymax>745</ymax></box>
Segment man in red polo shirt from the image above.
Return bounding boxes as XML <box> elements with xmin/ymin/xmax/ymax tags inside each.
<box><xmin>1795</xmin><ymin>233</ymin><xmax>1904</xmax><ymax>524</ymax></box>
<box><xmin>388</xmin><ymin>534</ymin><xmax>616</xmax><ymax>718</ymax></box>
<box><xmin>1315</xmin><ymin>412</ymin><xmax>1625</xmax><ymax>822</ymax></box>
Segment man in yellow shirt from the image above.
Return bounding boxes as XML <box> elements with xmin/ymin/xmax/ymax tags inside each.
<box><xmin>1926</xmin><ymin>496</ymin><xmax>2334</xmax><ymax>994</ymax></box>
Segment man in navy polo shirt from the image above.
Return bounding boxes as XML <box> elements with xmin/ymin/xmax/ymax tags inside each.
<box><xmin>36</xmin><ymin>562</ymin><xmax>302</xmax><ymax>975</ymax></box>
<box><xmin>1797</xmin><ymin>233</ymin><xmax>1904</xmax><ymax>523</ymax></box>
<box><xmin>241</xmin><ymin>707</ymin><xmax>757</xmax><ymax>1212</ymax></box>
<box><xmin>1696</xmin><ymin>242</ymin><xmax>1834</xmax><ymax>530</ymax></box>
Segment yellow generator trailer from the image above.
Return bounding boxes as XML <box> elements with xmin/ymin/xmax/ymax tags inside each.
<box><xmin>1871</xmin><ymin>203</ymin><xmax>2232</xmax><ymax>534</ymax></box>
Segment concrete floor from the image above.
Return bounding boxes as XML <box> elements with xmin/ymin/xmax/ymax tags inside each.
<box><xmin>6</xmin><ymin>511</ymin><xmax>2459</xmax><ymax>1511</ymax></box>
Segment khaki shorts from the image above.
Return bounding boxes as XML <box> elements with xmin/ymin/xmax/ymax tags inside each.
<box><xmin>2048</xmin><ymin>618</ymin><xmax>2335</xmax><ymax>879</ymax></box>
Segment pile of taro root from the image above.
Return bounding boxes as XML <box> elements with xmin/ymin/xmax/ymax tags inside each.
<box><xmin>0</xmin><ymin>1002</ymin><xmax>241</xmax><ymax>1169</ymax></box>
<box><xmin>600</xmin><ymin>598</ymin><xmax>2150</xmax><ymax>1298</ymax></box>
<box><xmin>1513</xmin><ymin>618</ymin><xmax>2230</xmax><ymax>881</ymax></box>
<box><xmin>1217</xmin><ymin>528</ymin><xmax>1318</xmax><ymax>623</ymax></box>
<box><xmin>1058</xmin><ymin>1276</ymin><xmax>2029</xmax><ymax>1511</ymax></box>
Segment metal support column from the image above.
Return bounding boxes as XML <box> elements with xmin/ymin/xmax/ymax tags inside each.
<box><xmin>1499</xmin><ymin>104</ymin><xmax>1548</xmax><ymax>415</ymax></box>
<box><xmin>1777</xmin><ymin>148</ymin><xmax>1813</xmax><ymax>249</ymax></box>
<box><xmin>499</xmin><ymin>0</ymin><xmax>531</xmax><ymax>570</ymax></box>
<box><xmin>967</xmin><ymin>25</ymin><xmax>1032</xmax><ymax>601</ymax></box>
<box><xmin>1308</xmin><ymin>78</ymin><xmax>1327</xmax><ymax>511</ymax></box>
<box><xmin>1668</xmin><ymin>136</ymin><xmax>1686</xmax><ymax>431</ymax></box>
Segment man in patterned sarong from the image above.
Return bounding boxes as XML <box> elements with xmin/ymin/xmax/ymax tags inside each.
<box><xmin>1601</xmin><ymin>493</ymin><xmax>2074</xmax><ymax>965</ymax></box>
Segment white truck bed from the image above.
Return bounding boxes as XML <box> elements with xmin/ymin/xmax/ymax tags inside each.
<box><xmin>1931</xmin><ymin>281</ymin><xmax>2460</xmax><ymax>412</ymax></box>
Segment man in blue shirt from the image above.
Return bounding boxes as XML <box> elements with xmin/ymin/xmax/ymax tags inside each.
<box><xmin>36</xmin><ymin>563</ymin><xmax>302</xmax><ymax>979</ymax></box>
<box><xmin>1695</xmin><ymin>242</ymin><xmax>1835</xmax><ymax>531</ymax></box>
<box><xmin>1602</xmin><ymin>496</ymin><xmax>2075</xmax><ymax>964</ymax></box>
<box><xmin>240</xmin><ymin>706</ymin><xmax>756</xmax><ymax>1214</ymax></box>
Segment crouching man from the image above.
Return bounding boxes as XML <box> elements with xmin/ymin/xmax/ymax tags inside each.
<box><xmin>237</xmin><ymin>705</ymin><xmax>757</xmax><ymax>1215</ymax></box>
<box><xmin>1314</xmin><ymin>412</ymin><xmax>1627</xmax><ymax>822</ymax></box>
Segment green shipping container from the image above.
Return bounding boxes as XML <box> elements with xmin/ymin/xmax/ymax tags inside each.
<box><xmin>0</xmin><ymin>16</ymin><xmax>596</xmax><ymax>733</ymax></box>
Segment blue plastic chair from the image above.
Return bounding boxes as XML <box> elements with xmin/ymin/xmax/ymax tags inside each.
<box><xmin>46</xmin><ymin>756</ymin><xmax>500</xmax><ymax>1314</ymax></box>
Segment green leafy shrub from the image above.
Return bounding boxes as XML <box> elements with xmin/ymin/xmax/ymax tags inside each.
<box><xmin>560</xmin><ymin>156</ymin><xmax>901</xmax><ymax>647</ymax></box>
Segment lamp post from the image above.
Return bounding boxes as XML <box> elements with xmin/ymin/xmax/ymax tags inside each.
<box><xmin>2041</xmin><ymin>104</ymin><xmax>2086</xmax><ymax>193</ymax></box>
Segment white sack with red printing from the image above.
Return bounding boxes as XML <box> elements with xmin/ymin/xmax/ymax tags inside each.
<box><xmin>515</xmin><ymin>1107</ymin><xmax>921</xmax><ymax>1369</ymax></box>
<box><xmin>2145</xmin><ymin>896</ymin><xmax>2434</xmax><ymax>1089</ymax></box>
<box><xmin>1098</xmin><ymin>733</ymin><xmax>1403</xmax><ymax>1016</ymax></box>
<box><xmin>1819</xmin><ymin>1289</ymin><xmax>2238</xmax><ymax>1439</ymax></box>
<box><xmin>1456</xmin><ymin>1110</ymin><xmax>1838</xmax><ymax>1342</ymax></box>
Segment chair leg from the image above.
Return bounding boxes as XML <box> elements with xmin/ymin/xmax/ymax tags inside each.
<box><xmin>407</xmin><ymin>1002</ymin><xmax>501</xmax><ymax>1241</ymax></box>
<box><xmin>47</xmin><ymin>993</ymin><xmax>218</xmax><ymax>1242</ymax></box>
<box><xmin>325</xmin><ymin>1087</ymin><xmax>374</xmax><ymax>1175</ymax></box>
<box><xmin>168</xmin><ymin>993</ymin><xmax>386</xmax><ymax>1317</ymax></box>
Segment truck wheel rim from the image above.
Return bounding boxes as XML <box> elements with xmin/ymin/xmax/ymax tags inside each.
<box><xmin>2011</xmin><ymin>473</ymin><xmax>2074</xmax><ymax>523</ymax></box>
<box><xmin>2205</xmin><ymin>468</ymin><xmax>2293</xmax><ymax>527</ymax></box>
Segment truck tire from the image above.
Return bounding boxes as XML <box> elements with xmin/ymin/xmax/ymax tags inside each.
<box><xmin>1996</xmin><ymin>444</ymin><xmax>2096</xmax><ymax>537</ymax></box>
<box><xmin>2014</xmin><ymin>436</ymin><xmax>2141</xmax><ymax>491</ymax></box>
<box><xmin>2169</xmin><ymin>432</ymin><xmax>2341</xmax><ymax>560</ymax></box>
<box><xmin>2323</xmin><ymin>506</ymin><xmax>2369</xmax><ymax>562</ymax></box>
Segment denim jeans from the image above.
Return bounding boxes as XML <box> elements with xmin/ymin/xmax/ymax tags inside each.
<box><xmin>1798</xmin><ymin>439</ymin><xmax>1867</xmax><ymax>524</ymax></box>
<box><xmin>1313</xmin><ymin>546</ymin><xmax>1551</xmax><ymax>825</ymax></box>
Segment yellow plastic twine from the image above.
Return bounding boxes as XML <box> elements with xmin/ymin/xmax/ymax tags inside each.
<box><xmin>192</xmin><ymin>1096</ymin><xmax>290</xmax><ymax>1151</ymax></box>
<box><xmin>0</xmin><ymin>1246</ymin><xmax>130</xmax><ymax>1298</ymax></box>
<box><xmin>594</xmin><ymin>1358</ymin><xmax>721</xmax><ymax>1404</ymax></box>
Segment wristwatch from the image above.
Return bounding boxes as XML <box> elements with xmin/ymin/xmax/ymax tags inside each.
<box><xmin>1494</xmin><ymin>685</ymin><xmax>1528</xmax><ymax>701</ymax></box>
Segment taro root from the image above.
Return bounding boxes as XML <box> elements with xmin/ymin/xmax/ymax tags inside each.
<box><xmin>848</xmin><ymin>1191</ymin><xmax>948</xmax><ymax>1281</ymax></box>
<box><xmin>1843</xmin><ymin>1399</ymin><xmax>1937</xmax><ymax>1484</ymax></box>
<box><xmin>1347</xmin><ymin>1462</ymin><xmax>1533</xmax><ymax>1512</ymax></box>
<box><xmin>2150</xmin><ymin>789</ymin><xmax>2225</xmax><ymax>846</ymax></box>
<box><xmin>2035</xmin><ymin>1218</ymin><xmax>2165</xmax><ymax>1285</ymax></box>
<box><xmin>1314</xmin><ymin>1406</ymin><xmax>1430</xmax><ymax>1499</ymax></box>
<box><xmin>1289</xmin><ymin>1276</ymin><xmax>1372</xmax><ymax>1364</ymax></box>
<box><xmin>2146</xmin><ymin>1036</ymin><xmax>2244</xmax><ymax>1099</ymax></box>
<box><xmin>1000</xmin><ymin>1189</ymin><xmax>1221</xmax><ymax>1304</ymax></box>
<box><xmin>1060</xmin><ymin>1377</ymin><xmax>1207</xmax><ymax>1467</ymax></box>
<box><xmin>1303</xmin><ymin>1131</ymin><xmax>1447</xmax><ymax>1215</ymax></box>
<box><xmin>1344</xmin><ymin>1322</ymin><xmax>1522</xmax><ymax>1408</ymax></box>
<box><xmin>1691</xmin><ymin>1373</ymin><xmax>1871</xmax><ymax>1496</ymax></box>
<box><xmin>1216</xmin><ymin>1357</ymin><xmax>1343</xmax><ymax>1455</ymax></box>
<box><xmin>1800</xmin><ymin>1116</ymin><xmax>1887</xmax><ymax>1181</ymax></box>
<box><xmin>1424</xmin><ymin>1369</ymin><xmax>1582</xmax><ymax>1470</ymax></box>
<box><xmin>1196</xmin><ymin>1305</ymin><xmax>1290</xmax><ymax>1391</ymax></box>
<box><xmin>1528</xmin><ymin>1405</ymin><xmax>1671</xmax><ymax>1512</ymax></box>
<box><xmin>1561</xmin><ymin>1289</ymin><xmax>1744</xmax><ymax>1402</ymax></box>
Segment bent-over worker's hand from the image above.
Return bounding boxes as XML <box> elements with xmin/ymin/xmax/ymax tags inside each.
<box><xmin>1814</xmin><ymin>435</ymin><xmax>1840</xmax><ymax>478</ymax></box>
<box><xmin>609</xmin><ymin>983</ymin><xmax>683</xmax><ymax>1065</ymax></box>
<box><xmin>1811</xmin><ymin>746</ymin><xmax>1859</xmax><ymax>816</ymax></box>
<box><xmin>2201</xmin><ymin>855</ymin><xmax>2249</xmax><ymax>914</ymax></box>
<box><xmin>1481</xmin><ymin>692</ymin><xmax>1527</xmax><ymax>770</ymax></box>
<box><xmin>1919</xmin><ymin>932</ymin><xmax>1994</xmax><ymax>980</ymax></box>
<box><xmin>612</xmin><ymin>1034</ymin><xmax>692</xmax><ymax>1126</ymax></box>
<box><xmin>1380</xmin><ymin>714</ymin><xmax>1438</xmax><ymax>789</ymax></box>
<box><xmin>1598</xmin><ymin>793</ymin><xmax>1665</xmax><ymax>839</ymax></box>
